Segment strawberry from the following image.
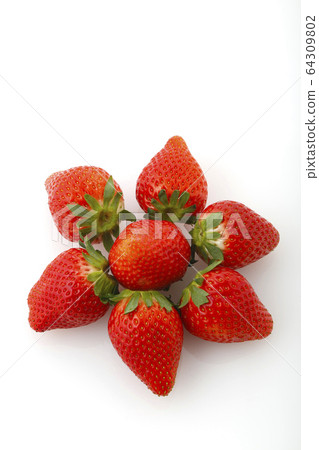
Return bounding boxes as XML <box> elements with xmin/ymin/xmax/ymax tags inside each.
<box><xmin>45</xmin><ymin>166</ymin><xmax>128</xmax><ymax>246</ymax></box>
<box><xmin>28</xmin><ymin>241</ymin><xmax>118</xmax><ymax>332</ymax></box>
<box><xmin>179</xmin><ymin>262</ymin><xmax>273</xmax><ymax>343</ymax></box>
<box><xmin>108</xmin><ymin>219</ymin><xmax>191</xmax><ymax>290</ymax></box>
<box><xmin>108</xmin><ymin>290</ymin><xmax>183</xmax><ymax>396</ymax></box>
<box><xmin>136</xmin><ymin>136</ymin><xmax>208</xmax><ymax>221</ymax></box>
<box><xmin>191</xmin><ymin>200</ymin><xmax>280</xmax><ymax>268</ymax></box>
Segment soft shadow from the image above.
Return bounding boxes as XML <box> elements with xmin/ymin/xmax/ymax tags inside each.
<box><xmin>183</xmin><ymin>326</ymin><xmax>269</xmax><ymax>366</ymax></box>
<box><xmin>36</xmin><ymin>308</ymin><xmax>112</xmax><ymax>349</ymax></box>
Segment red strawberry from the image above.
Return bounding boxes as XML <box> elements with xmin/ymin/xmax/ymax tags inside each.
<box><xmin>108</xmin><ymin>219</ymin><xmax>191</xmax><ymax>291</ymax></box>
<box><xmin>45</xmin><ymin>166</ymin><xmax>126</xmax><ymax>245</ymax></box>
<box><xmin>136</xmin><ymin>136</ymin><xmax>208</xmax><ymax>221</ymax></box>
<box><xmin>180</xmin><ymin>263</ymin><xmax>273</xmax><ymax>343</ymax></box>
<box><xmin>191</xmin><ymin>201</ymin><xmax>280</xmax><ymax>268</ymax></box>
<box><xmin>28</xmin><ymin>242</ymin><xmax>118</xmax><ymax>332</ymax></box>
<box><xmin>108</xmin><ymin>290</ymin><xmax>183</xmax><ymax>396</ymax></box>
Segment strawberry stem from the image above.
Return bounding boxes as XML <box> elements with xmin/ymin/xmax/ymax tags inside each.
<box><xmin>105</xmin><ymin>289</ymin><xmax>173</xmax><ymax>314</ymax></box>
<box><xmin>67</xmin><ymin>175</ymin><xmax>127</xmax><ymax>244</ymax></box>
<box><xmin>148</xmin><ymin>189</ymin><xmax>197</xmax><ymax>222</ymax></box>
<box><xmin>82</xmin><ymin>237</ymin><xmax>118</xmax><ymax>300</ymax></box>
<box><xmin>191</xmin><ymin>212</ymin><xmax>225</xmax><ymax>263</ymax></box>
<box><xmin>179</xmin><ymin>259</ymin><xmax>223</xmax><ymax>308</ymax></box>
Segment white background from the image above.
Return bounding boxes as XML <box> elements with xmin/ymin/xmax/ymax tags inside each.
<box><xmin>301</xmin><ymin>0</ymin><xmax>319</xmax><ymax>449</ymax></box>
<box><xmin>0</xmin><ymin>1</ymin><xmax>302</xmax><ymax>449</ymax></box>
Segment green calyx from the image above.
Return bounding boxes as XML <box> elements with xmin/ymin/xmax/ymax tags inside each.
<box><xmin>190</xmin><ymin>212</ymin><xmax>225</xmax><ymax>264</ymax></box>
<box><xmin>147</xmin><ymin>189</ymin><xmax>196</xmax><ymax>222</ymax></box>
<box><xmin>68</xmin><ymin>176</ymin><xmax>136</xmax><ymax>250</ymax></box>
<box><xmin>82</xmin><ymin>238</ymin><xmax>118</xmax><ymax>301</ymax></box>
<box><xmin>179</xmin><ymin>259</ymin><xmax>223</xmax><ymax>308</ymax></box>
<box><xmin>105</xmin><ymin>289</ymin><xmax>173</xmax><ymax>314</ymax></box>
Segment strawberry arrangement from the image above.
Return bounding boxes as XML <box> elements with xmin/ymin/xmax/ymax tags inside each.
<box><xmin>28</xmin><ymin>136</ymin><xmax>279</xmax><ymax>396</ymax></box>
